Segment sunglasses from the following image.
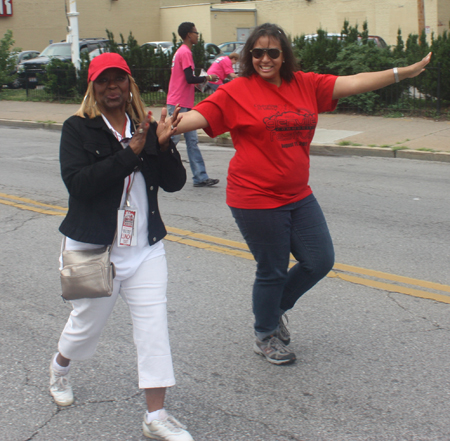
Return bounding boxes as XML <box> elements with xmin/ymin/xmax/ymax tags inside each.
<box><xmin>250</xmin><ymin>48</ymin><xmax>283</xmax><ymax>59</ymax></box>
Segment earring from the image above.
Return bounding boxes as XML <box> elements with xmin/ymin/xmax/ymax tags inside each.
<box><xmin>127</xmin><ymin>92</ymin><xmax>133</xmax><ymax>104</ymax></box>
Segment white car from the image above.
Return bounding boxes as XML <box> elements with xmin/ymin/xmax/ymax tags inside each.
<box><xmin>303</xmin><ymin>33</ymin><xmax>388</xmax><ymax>48</ymax></box>
<box><xmin>141</xmin><ymin>41</ymin><xmax>173</xmax><ymax>54</ymax></box>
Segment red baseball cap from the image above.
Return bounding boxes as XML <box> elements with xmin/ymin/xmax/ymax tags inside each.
<box><xmin>88</xmin><ymin>52</ymin><xmax>131</xmax><ymax>83</ymax></box>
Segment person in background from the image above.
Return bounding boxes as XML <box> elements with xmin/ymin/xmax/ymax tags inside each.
<box><xmin>167</xmin><ymin>21</ymin><xmax>220</xmax><ymax>188</ymax></box>
<box><xmin>50</xmin><ymin>53</ymin><xmax>193</xmax><ymax>441</ymax></box>
<box><xmin>206</xmin><ymin>52</ymin><xmax>239</xmax><ymax>91</ymax></box>
<box><xmin>162</xmin><ymin>23</ymin><xmax>432</xmax><ymax>366</ymax></box>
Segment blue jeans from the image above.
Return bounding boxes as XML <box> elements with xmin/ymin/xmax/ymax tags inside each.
<box><xmin>208</xmin><ymin>82</ymin><xmax>219</xmax><ymax>92</ymax></box>
<box><xmin>230</xmin><ymin>194</ymin><xmax>334</xmax><ymax>340</ymax></box>
<box><xmin>167</xmin><ymin>105</ymin><xmax>209</xmax><ymax>185</ymax></box>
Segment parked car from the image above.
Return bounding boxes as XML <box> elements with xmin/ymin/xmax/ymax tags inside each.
<box><xmin>140</xmin><ymin>41</ymin><xmax>173</xmax><ymax>55</ymax></box>
<box><xmin>366</xmin><ymin>35</ymin><xmax>388</xmax><ymax>49</ymax></box>
<box><xmin>218</xmin><ymin>41</ymin><xmax>245</xmax><ymax>56</ymax></box>
<box><xmin>204</xmin><ymin>43</ymin><xmax>223</xmax><ymax>61</ymax></box>
<box><xmin>88</xmin><ymin>44</ymin><xmax>126</xmax><ymax>60</ymax></box>
<box><xmin>7</xmin><ymin>50</ymin><xmax>40</xmax><ymax>88</ymax></box>
<box><xmin>303</xmin><ymin>33</ymin><xmax>388</xmax><ymax>48</ymax></box>
<box><xmin>18</xmin><ymin>38</ymin><xmax>108</xmax><ymax>88</ymax></box>
<box><xmin>143</xmin><ymin>42</ymin><xmax>223</xmax><ymax>65</ymax></box>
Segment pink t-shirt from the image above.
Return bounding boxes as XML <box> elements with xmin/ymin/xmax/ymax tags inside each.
<box><xmin>207</xmin><ymin>56</ymin><xmax>234</xmax><ymax>85</ymax></box>
<box><xmin>167</xmin><ymin>44</ymin><xmax>195</xmax><ymax>108</ymax></box>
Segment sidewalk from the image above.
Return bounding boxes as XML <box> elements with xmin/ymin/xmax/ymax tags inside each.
<box><xmin>0</xmin><ymin>100</ymin><xmax>449</xmax><ymax>162</ymax></box>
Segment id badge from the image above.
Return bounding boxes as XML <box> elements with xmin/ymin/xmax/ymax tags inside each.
<box><xmin>117</xmin><ymin>208</ymin><xmax>138</xmax><ymax>247</ymax></box>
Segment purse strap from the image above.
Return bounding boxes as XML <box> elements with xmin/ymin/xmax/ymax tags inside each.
<box><xmin>61</xmin><ymin>146</ymin><xmax>135</xmax><ymax>261</ymax></box>
<box><xmin>60</xmin><ymin>234</ymin><xmax>116</xmax><ymax>269</ymax></box>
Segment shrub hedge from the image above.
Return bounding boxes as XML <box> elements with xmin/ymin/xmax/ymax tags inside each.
<box><xmin>1</xmin><ymin>21</ymin><xmax>449</xmax><ymax>116</ymax></box>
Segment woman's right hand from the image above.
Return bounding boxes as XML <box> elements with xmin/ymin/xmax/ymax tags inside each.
<box><xmin>129</xmin><ymin>112</ymin><xmax>152</xmax><ymax>155</ymax></box>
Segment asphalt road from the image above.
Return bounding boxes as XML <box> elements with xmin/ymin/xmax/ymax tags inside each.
<box><xmin>1</xmin><ymin>126</ymin><xmax>450</xmax><ymax>440</ymax></box>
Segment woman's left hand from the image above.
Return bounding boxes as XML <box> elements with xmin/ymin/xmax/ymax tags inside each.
<box><xmin>403</xmin><ymin>52</ymin><xmax>432</xmax><ymax>79</ymax></box>
<box><xmin>156</xmin><ymin>106</ymin><xmax>182</xmax><ymax>150</ymax></box>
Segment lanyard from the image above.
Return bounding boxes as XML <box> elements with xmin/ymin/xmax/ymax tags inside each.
<box><xmin>101</xmin><ymin>113</ymin><xmax>136</xmax><ymax>207</ymax></box>
<box><xmin>108</xmin><ymin>117</ymin><xmax>128</xmax><ymax>141</ymax></box>
<box><xmin>124</xmin><ymin>174</ymin><xmax>135</xmax><ymax>207</ymax></box>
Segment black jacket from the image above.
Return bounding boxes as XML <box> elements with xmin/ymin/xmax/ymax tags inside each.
<box><xmin>59</xmin><ymin>114</ymin><xmax>186</xmax><ymax>245</ymax></box>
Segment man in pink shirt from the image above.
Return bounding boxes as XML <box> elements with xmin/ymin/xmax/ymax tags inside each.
<box><xmin>207</xmin><ymin>53</ymin><xmax>239</xmax><ymax>91</ymax></box>
<box><xmin>167</xmin><ymin>22</ymin><xmax>220</xmax><ymax>187</ymax></box>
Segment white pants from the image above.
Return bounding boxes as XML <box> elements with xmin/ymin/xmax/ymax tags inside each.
<box><xmin>58</xmin><ymin>255</ymin><xmax>175</xmax><ymax>389</ymax></box>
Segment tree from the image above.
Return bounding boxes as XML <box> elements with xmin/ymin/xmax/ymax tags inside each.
<box><xmin>0</xmin><ymin>30</ymin><xmax>18</xmax><ymax>91</ymax></box>
<box><xmin>44</xmin><ymin>58</ymin><xmax>77</xmax><ymax>98</ymax></box>
<box><xmin>191</xmin><ymin>33</ymin><xmax>206</xmax><ymax>72</ymax></box>
<box><xmin>421</xmin><ymin>30</ymin><xmax>450</xmax><ymax>101</ymax></box>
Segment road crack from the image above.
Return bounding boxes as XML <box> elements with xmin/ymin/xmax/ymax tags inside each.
<box><xmin>387</xmin><ymin>293</ymin><xmax>450</xmax><ymax>331</ymax></box>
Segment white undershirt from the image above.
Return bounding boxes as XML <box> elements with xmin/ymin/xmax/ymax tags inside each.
<box><xmin>64</xmin><ymin>114</ymin><xmax>164</xmax><ymax>281</ymax></box>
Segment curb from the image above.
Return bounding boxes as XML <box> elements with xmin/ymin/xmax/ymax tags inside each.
<box><xmin>311</xmin><ymin>144</ymin><xmax>395</xmax><ymax>158</ymax></box>
<box><xmin>310</xmin><ymin>144</ymin><xmax>450</xmax><ymax>163</ymax></box>
<box><xmin>0</xmin><ymin>119</ymin><xmax>63</xmax><ymax>131</ymax></box>
<box><xmin>2</xmin><ymin>118</ymin><xmax>450</xmax><ymax>163</ymax></box>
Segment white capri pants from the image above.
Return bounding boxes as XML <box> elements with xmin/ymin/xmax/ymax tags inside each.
<box><xmin>58</xmin><ymin>255</ymin><xmax>175</xmax><ymax>389</ymax></box>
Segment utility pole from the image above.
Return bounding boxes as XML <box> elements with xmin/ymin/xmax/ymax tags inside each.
<box><xmin>417</xmin><ymin>0</ymin><xmax>425</xmax><ymax>36</ymax></box>
<box><xmin>66</xmin><ymin>0</ymin><xmax>80</xmax><ymax>70</ymax></box>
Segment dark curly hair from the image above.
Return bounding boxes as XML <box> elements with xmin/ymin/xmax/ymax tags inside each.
<box><xmin>178</xmin><ymin>22</ymin><xmax>195</xmax><ymax>40</ymax></box>
<box><xmin>239</xmin><ymin>23</ymin><xmax>298</xmax><ymax>82</ymax></box>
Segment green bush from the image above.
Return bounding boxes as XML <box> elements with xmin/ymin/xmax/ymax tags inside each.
<box><xmin>105</xmin><ymin>30</ymin><xmax>179</xmax><ymax>93</ymax></box>
<box><xmin>293</xmin><ymin>29</ymin><xmax>342</xmax><ymax>74</ymax></box>
<box><xmin>29</xmin><ymin>20</ymin><xmax>449</xmax><ymax>114</ymax></box>
<box><xmin>75</xmin><ymin>51</ymin><xmax>90</xmax><ymax>96</ymax></box>
<box><xmin>422</xmin><ymin>29</ymin><xmax>450</xmax><ymax>101</ymax></box>
<box><xmin>292</xmin><ymin>19</ymin><xmax>447</xmax><ymax>113</ymax></box>
<box><xmin>192</xmin><ymin>33</ymin><xmax>207</xmax><ymax>71</ymax></box>
<box><xmin>0</xmin><ymin>30</ymin><xmax>18</xmax><ymax>90</ymax></box>
<box><xmin>44</xmin><ymin>58</ymin><xmax>77</xmax><ymax>98</ymax></box>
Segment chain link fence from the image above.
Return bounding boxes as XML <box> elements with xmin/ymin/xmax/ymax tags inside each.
<box><xmin>21</xmin><ymin>65</ymin><xmax>446</xmax><ymax>116</ymax></box>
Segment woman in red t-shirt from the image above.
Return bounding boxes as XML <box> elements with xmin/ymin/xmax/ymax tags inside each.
<box><xmin>165</xmin><ymin>23</ymin><xmax>431</xmax><ymax>366</ymax></box>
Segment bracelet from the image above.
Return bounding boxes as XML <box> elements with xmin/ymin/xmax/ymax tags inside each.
<box><xmin>393</xmin><ymin>67</ymin><xmax>400</xmax><ymax>83</ymax></box>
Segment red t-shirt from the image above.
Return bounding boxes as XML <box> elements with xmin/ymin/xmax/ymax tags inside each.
<box><xmin>194</xmin><ymin>72</ymin><xmax>338</xmax><ymax>209</ymax></box>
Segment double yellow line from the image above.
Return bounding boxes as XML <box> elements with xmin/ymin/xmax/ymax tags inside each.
<box><xmin>2</xmin><ymin>192</ymin><xmax>449</xmax><ymax>305</ymax></box>
<box><xmin>0</xmin><ymin>192</ymin><xmax>68</xmax><ymax>216</ymax></box>
<box><xmin>165</xmin><ymin>227</ymin><xmax>450</xmax><ymax>305</ymax></box>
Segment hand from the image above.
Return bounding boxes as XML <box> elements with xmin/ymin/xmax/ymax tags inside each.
<box><xmin>403</xmin><ymin>52</ymin><xmax>432</xmax><ymax>79</ymax></box>
<box><xmin>156</xmin><ymin>105</ymin><xmax>182</xmax><ymax>150</ymax></box>
<box><xmin>209</xmin><ymin>74</ymin><xmax>219</xmax><ymax>82</ymax></box>
<box><xmin>129</xmin><ymin>112</ymin><xmax>152</xmax><ymax>156</ymax></box>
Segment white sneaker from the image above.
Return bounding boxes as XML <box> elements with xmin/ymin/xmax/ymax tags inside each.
<box><xmin>142</xmin><ymin>410</ymin><xmax>194</xmax><ymax>440</ymax></box>
<box><xmin>49</xmin><ymin>355</ymin><xmax>74</xmax><ymax>406</ymax></box>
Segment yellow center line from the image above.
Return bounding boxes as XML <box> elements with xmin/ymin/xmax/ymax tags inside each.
<box><xmin>2</xmin><ymin>192</ymin><xmax>449</xmax><ymax>304</ymax></box>
<box><xmin>0</xmin><ymin>192</ymin><xmax>67</xmax><ymax>215</ymax></box>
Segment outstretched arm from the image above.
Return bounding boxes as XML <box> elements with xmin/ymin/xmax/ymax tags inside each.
<box><xmin>332</xmin><ymin>52</ymin><xmax>432</xmax><ymax>100</ymax></box>
<box><xmin>157</xmin><ymin>105</ymin><xmax>209</xmax><ymax>142</ymax></box>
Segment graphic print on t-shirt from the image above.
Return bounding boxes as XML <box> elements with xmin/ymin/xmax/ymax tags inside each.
<box><xmin>263</xmin><ymin>109</ymin><xmax>317</xmax><ymax>148</ymax></box>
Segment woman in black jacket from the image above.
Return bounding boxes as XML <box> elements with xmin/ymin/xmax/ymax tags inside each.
<box><xmin>50</xmin><ymin>53</ymin><xmax>193</xmax><ymax>441</ymax></box>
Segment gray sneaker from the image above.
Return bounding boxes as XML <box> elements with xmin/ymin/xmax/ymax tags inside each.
<box><xmin>193</xmin><ymin>178</ymin><xmax>219</xmax><ymax>187</ymax></box>
<box><xmin>49</xmin><ymin>355</ymin><xmax>74</xmax><ymax>406</ymax></box>
<box><xmin>143</xmin><ymin>410</ymin><xmax>194</xmax><ymax>440</ymax></box>
<box><xmin>253</xmin><ymin>336</ymin><xmax>296</xmax><ymax>365</ymax></box>
<box><xmin>276</xmin><ymin>314</ymin><xmax>290</xmax><ymax>345</ymax></box>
